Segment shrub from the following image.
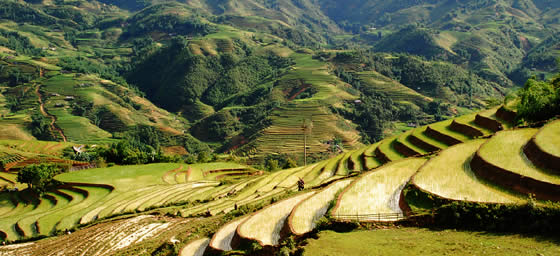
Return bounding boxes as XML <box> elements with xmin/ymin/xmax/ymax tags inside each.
<box><xmin>516</xmin><ymin>78</ymin><xmax>559</xmax><ymax>122</ymax></box>
<box><xmin>17</xmin><ymin>163</ymin><xmax>62</xmax><ymax>193</ymax></box>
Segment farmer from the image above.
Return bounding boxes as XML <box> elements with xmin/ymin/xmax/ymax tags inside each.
<box><xmin>297</xmin><ymin>177</ymin><xmax>305</xmax><ymax>191</ymax></box>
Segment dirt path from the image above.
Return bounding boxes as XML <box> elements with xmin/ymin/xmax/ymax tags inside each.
<box><xmin>34</xmin><ymin>84</ymin><xmax>67</xmax><ymax>142</ymax></box>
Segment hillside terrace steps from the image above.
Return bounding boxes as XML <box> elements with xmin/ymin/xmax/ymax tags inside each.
<box><xmin>524</xmin><ymin>120</ymin><xmax>560</xmax><ymax>173</ymax></box>
<box><xmin>332</xmin><ymin>158</ymin><xmax>426</xmax><ymax>222</ymax></box>
<box><xmin>288</xmin><ymin>179</ymin><xmax>354</xmax><ymax>236</ymax></box>
<box><xmin>471</xmin><ymin>129</ymin><xmax>560</xmax><ymax>201</ymax></box>
<box><xmin>179</xmin><ymin>238</ymin><xmax>210</xmax><ymax>256</ymax></box>
<box><xmin>407</xmin><ymin>127</ymin><xmax>445</xmax><ymax>153</ymax></box>
<box><xmin>234</xmin><ymin>192</ymin><xmax>315</xmax><ymax>248</ymax></box>
<box><xmin>394</xmin><ymin>130</ymin><xmax>425</xmax><ymax>157</ymax></box>
<box><xmin>412</xmin><ymin>139</ymin><xmax>523</xmax><ymax>204</ymax></box>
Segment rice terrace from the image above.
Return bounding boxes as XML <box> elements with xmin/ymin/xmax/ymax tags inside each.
<box><xmin>1</xmin><ymin>0</ymin><xmax>560</xmax><ymax>255</ymax></box>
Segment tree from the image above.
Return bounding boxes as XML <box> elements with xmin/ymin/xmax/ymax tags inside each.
<box><xmin>517</xmin><ymin>78</ymin><xmax>559</xmax><ymax>122</ymax></box>
<box><xmin>17</xmin><ymin>164</ymin><xmax>60</xmax><ymax>193</ymax></box>
<box><xmin>284</xmin><ymin>158</ymin><xmax>298</xmax><ymax>169</ymax></box>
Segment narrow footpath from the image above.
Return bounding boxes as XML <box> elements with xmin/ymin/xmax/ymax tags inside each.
<box><xmin>35</xmin><ymin>84</ymin><xmax>67</xmax><ymax>142</ymax></box>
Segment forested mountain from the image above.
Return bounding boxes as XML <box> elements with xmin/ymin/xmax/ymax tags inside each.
<box><xmin>0</xmin><ymin>0</ymin><xmax>558</xmax><ymax>165</ymax></box>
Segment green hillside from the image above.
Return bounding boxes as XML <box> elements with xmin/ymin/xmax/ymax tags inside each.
<box><xmin>0</xmin><ymin>1</ymin><xmax>559</xmax><ymax>254</ymax></box>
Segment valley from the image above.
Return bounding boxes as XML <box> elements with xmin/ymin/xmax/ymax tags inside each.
<box><xmin>0</xmin><ymin>0</ymin><xmax>559</xmax><ymax>255</ymax></box>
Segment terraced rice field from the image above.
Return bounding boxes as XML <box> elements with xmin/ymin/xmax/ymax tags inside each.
<box><xmin>396</xmin><ymin>130</ymin><xmax>426</xmax><ymax>156</ymax></box>
<box><xmin>409</xmin><ymin>127</ymin><xmax>447</xmax><ymax>151</ymax></box>
<box><xmin>237</xmin><ymin>192</ymin><xmax>314</xmax><ymax>246</ymax></box>
<box><xmin>0</xmin><ymin>163</ymin><xmax>262</xmax><ymax>241</ymax></box>
<box><xmin>209</xmin><ymin>216</ymin><xmax>249</xmax><ymax>251</ymax></box>
<box><xmin>377</xmin><ymin>137</ymin><xmax>404</xmax><ymax>162</ymax></box>
<box><xmin>332</xmin><ymin>158</ymin><xmax>426</xmax><ymax>221</ymax></box>
<box><xmin>427</xmin><ymin>119</ymin><xmax>471</xmax><ymax>143</ymax></box>
<box><xmin>180</xmin><ymin>238</ymin><xmax>210</xmax><ymax>256</ymax></box>
<box><xmin>453</xmin><ymin>112</ymin><xmax>494</xmax><ymax>136</ymax></box>
<box><xmin>0</xmin><ymin>140</ymin><xmax>73</xmax><ymax>156</ymax></box>
<box><xmin>248</xmin><ymin>53</ymin><xmax>361</xmax><ymax>156</ymax></box>
<box><xmin>289</xmin><ymin>179</ymin><xmax>354</xmax><ymax>235</ymax></box>
<box><xmin>478</xmin><ymin>129</ymin><xmax>560</xmax><ymax>184</ymax></box>
<box><xmin>414</xmin><ymin>140</ymin><xmax>522</xmax><ymax>203</ymax></box>
<box><xmin>534</xmin><ymin>120</ymin><xmax>560</xmax><ymax>158</ymax></box>
<box><xmin>0</xmin><ymin>215</ymin><xmax>184</xmax><ymax>256</ymax></box>
<box><xmin>356</xmin><ymin>71</ymin><xmax>431</xmax><ymax>106</ymax></box>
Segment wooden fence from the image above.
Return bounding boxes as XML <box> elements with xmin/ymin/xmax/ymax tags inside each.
<box><xmin>333</xmin><ymin>212</ymin><xmax>405</xmax><ymax>222</ymax></box>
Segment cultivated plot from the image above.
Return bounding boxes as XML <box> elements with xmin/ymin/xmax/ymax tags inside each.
<box><xmin>414</xmin><ymin>140</ymin><xmax>522</xmax><ymax>203</ymax></box>
<box><xmin>237</xmin><ymin>192</ymin><xmax>314</xmax><ymax>246</ymax></box>
<box><xmin>333</xmin><ymin>158</ymin><xmax>426</xmax><ymax>221</ymax></box>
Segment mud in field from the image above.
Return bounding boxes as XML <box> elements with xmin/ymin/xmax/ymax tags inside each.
<box><xmin>0</xmin><ymin>215</ymin><xmax>189</xmax><ymax>256</ymax></box>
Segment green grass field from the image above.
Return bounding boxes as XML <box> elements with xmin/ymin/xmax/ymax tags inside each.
<box><xmin>303</xmin><ymin>228</ymin><xmax>560</xmax><ymax>256</ymax></box>
<box><xmin>414</xmin><ymin>140</ymin><xmax>523</xmax><ymax>203</ymax></box>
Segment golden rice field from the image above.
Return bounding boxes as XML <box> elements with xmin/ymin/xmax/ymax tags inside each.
<box><xmin>332</xmin><ymin>158</ymin><xmax>426</xmax><ymax>221</ymax></box>
<box><xmin>179</xmin><ymin>238</ymin><xmax>210</xmax><ymax>256</ymax></box>
<box><xmin>414</xmin><ymin>140</ymin><xmax>523</xmax><ymax>203</ymax></box>
<box><xmin>289</xmin><ymin>179</ymin><xmax>354</xmax><ymax>235</ymax></box>
<box><xmin>209</xmin><ymin>216</ymin><xmax>249</xmax><ymax>251</ymax></box>
<box><xmin>534</xmin><ymin>120</ymin><xmax>560</xmax><ymax>157</ymax></box>
<box><xmin>237</xmin><ymin>192</ymin><xmax>314</xmax><ymax>246</ymax></box>
<box><xmin>479</xmin><ymin>129</ymin><xmax>560</xmax><ymax>184</ymax></box>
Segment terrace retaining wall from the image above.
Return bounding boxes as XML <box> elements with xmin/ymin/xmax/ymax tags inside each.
<box><xmin>360</xmin><ymin>154</ymin><xmax>369</xmax><ymax>170</ymax></box>
<box><xmin>470</xmin><ymin>152</ymin><xmax>560</xmax><ymax>201</ymax></box>
<box><xmin>346</xmin><ymin>157</ymin><xmax>355</xmax><ymax>171</ymax></box>
<box><xmin>474</xmin><ymin>114</ymin><xmax>503</xmax><ymax>132</ymax></box>
<box><xmin>425</xmin><ymin>126</ymin><xmax>462</xmax><ymax>146</ymax></box>
<box><xmin>407</xmin><ymin>134</ymin><xmax>440</xmax><ymax>153</ymax></box>
<box><xmin>393</xmin><ymin>140</ymin><xmax>420</xmax><ymax>157</ymax></box>
<box><xmin>374</xmin><ymin>147</ymin><xmax>390</xmax><ymax>164</ymax></box>
<box><xmin>523</xmin><ymin>138</ymin><xmax>560</xmax><ymax>173</ymax></box>
<box><xmin>449</xmin><ymin>120</ymin><xmax>483</xmax><ymax>138</ymax></box>
<box><xmin>496</xmin><ymin>106</ymin><xmax>516</xmax><ymax>123</ymax></box>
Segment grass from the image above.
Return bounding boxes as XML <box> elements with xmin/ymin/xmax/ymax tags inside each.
<box><xmin>238</xmin><ymin>192</ymin><xmax>314</xmax><ymax>246</ymax></box>
<box><xmin>479</xmin><ymin>129</ymin><xmax>560</xmax><ymax>184</ymax></box>
<box><xmin>290</xmin><ymin>179</ymin><xmax>354</xmax><ymax>235</ymax></box>
<box><xmin>534</xmin><ymin>120</ymin><xmax>560</xmax><ymax>157</ymax></box>
<box><xmin>333</xmin><ymin>158</ymin><xmax>426</xmax><ymax>221</ymax></box>
<box><xmin>209</xmin><ymin>216</ymin><xmax>249</xmax><ymax>251</ymax></box>
<box><xmin>414</xmin><ymin>140</ymin><xmax>523</xmax><ymax>203</ymax></box>
<box><xmin>302</xmin><ymin>228</ymin><xmax>560</xmax><ymax>256</ymax></box>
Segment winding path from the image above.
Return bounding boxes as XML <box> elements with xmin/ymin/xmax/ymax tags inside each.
<box><xmin>35</xmin><ymin>84</ymin><xmax>67</xmax><ymax>142</ymax></box>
